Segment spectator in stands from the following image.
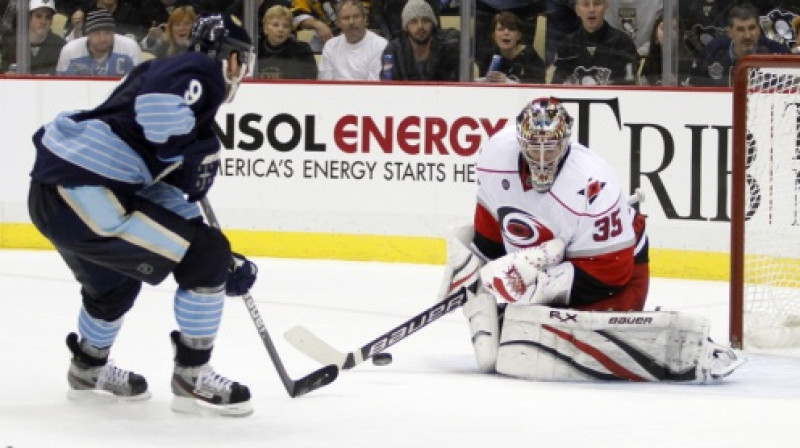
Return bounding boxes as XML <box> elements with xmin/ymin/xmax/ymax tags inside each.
<box><xmin>88</xmin><ymin>0</ymin><xmax>145</xmax><ymax>41</ymax></box>
<box><xmin>474</xmin><ymin>0</ymin><xmax>543</xmax><ymax>67</ymax></box>
<box><xmin>476</xmin><ymin>10</ymin><xmax>546</xmax><ymax>83</ymax></box>
<box><xmin>292</xmin><ymin>0</ymin><xmax>338</xmax><ymax>53</ymax></box>
<box><xmin>551</xmin><ymin>0</ymin><xmax>638</xmax><ymax>85</ymax></box>
<box><xmin>56</xmin><ymin>8</ymin><xmax>140</xmax><ymax>75</ymax></box>
<box><xmin>679</xmin><ymin>1</ymin><xmax>799</xmax><ymax>60</ymax></box>
<box><xmin>62</xmin><ymin>6</ymin><xmax>86</xmax><ymax>41</ymax></box>
<box><xmin>604</xmin><ymin>0</ymin><xmax>661</xmax><ymax>57</ymax></box>
<box><xmin>544</xmin><ymin>0</ymin><xmax>580</xmax><ymax>65</ymax></box>
<box><xmin>140</xmin><ymin>5</ymin><xmax>196</xmax><ymax>59</ymax></box>
<box><xmin>692</xmin><ymin>3</ymin><xmax>789</xmax><ymax>87</ymax></box>
<box><xmin>257</xmin><ymin>4</ymin><xmax>317</xmax><ymax>79</ymax></box>
<box><xmin>370</xmin><ymin>0</ymin><xmax>440</xmax><ymax>40</ymax></box>
<box><xmin>380</xmin><ymin>0</ymin><xmax>457</xmax><ymax>81</ymax></box>
<box><xmin>318</xmin><ymin>0</ymin><xmax>386</xmax><ymax>80</ymax></box>
<box><xmin>1</xmin><ymin>0</ymin><xmax>66</xmax><ymax>74</ymax></box>
<box><xmin>679</xmin><ymin>0</ymin><xmax>730</xmax><ymax>63</ymax></box>
<box><xmin>638</xmin><ymin>10</ymin><xmax>694</xmax><ymax>86</ymax></box>
<box><xmin>227</xmin><ymin>0</ymin><xmax>284</xmax><ymax>39</ymax></box>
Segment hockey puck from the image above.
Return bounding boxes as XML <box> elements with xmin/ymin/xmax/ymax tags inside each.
<box><xmin>372</xmin><ymin>352</ymin><xmax>393</xmax><ymax>366</ymax></box>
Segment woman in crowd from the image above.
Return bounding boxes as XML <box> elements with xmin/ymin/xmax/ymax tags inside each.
<box><xmin>257</xmin><ymin>4</ymin><xmax>317</xmax><ymax>79</ymax></box>
<box><xmin>639</xmin><ymin>11</ymin><xmax>695</xmax><ymax>86</ymax></box>
<box><xmin>141</xmin><ymin>5</ymin><xmax>197</xmax><ymax>59</ymax></box>
<box><xmin>476</xmin><ymin>11</ymin><xmax>546</xmax><ymax>84</ymax></box>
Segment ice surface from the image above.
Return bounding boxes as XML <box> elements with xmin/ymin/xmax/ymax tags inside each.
<box><xmin>1</xmin><ymin>249</ymin><xmax>799</xmax><ymax>447</ymax></box>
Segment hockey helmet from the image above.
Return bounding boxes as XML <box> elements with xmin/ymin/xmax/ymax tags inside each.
<box><xmin>516</xmin><ymin>97</ymin><xmax>573</xmax><ymax>192</ymax></box>
<box><xmin>189</xmin><ymin>13</ymin><xmax>253</xmax><ymax>102</ymax></box>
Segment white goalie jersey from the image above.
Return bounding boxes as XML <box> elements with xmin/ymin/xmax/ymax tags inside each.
<box><xmin>476</xmin><ymin>125</ymin><xmax>635</xmax><ymax>257</ymax></box>
<box><xmin>473</xmin><ymin>126</ymin><xmax>640</xmax><ymax>304</ymax></box>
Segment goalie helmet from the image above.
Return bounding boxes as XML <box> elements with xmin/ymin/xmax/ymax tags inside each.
<box><xmin>189</xmin><ymin>13</ymin><xmax>253</xmax><ymax>103</ymax></box>
<box><xmin>516</xmin><ymin>97</ymin><xmax>573</xmax><ymax>192</ymax></box>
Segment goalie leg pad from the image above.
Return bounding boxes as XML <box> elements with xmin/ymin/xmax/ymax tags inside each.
<box><xmin>496</xmin><ymin>305</ymin><xmax>731</xmax><ymax>382</ymax></box>
<box><xmin>462</xmin><ymin>291</ymin><xmax>500</xmax><ymax>373</ymax></box>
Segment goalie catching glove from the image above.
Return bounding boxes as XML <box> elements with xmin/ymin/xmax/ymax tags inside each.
<box><xmin>479</xmin><ymin>238</ymin><xmax>573</xmax><ymax>306</ymax></box>
<box><xmin>226</xmin><ymin>252</ymin><xmax>257</xmax><ymax>297</ymax></box>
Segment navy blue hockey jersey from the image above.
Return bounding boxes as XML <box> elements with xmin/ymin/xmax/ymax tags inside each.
<box><xmin>31</xmin><ymin>52</ymin><xmax>227</xmax><ymax>195</ymax></box>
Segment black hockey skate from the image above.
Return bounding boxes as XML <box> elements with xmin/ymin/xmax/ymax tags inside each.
<box><xmin>170</xmin><ymin>331</ymin><xmax>252</xmax><ymax>417</ymax></box>
<box><xmin>66</xmin><ymin>332</ymin><xmax>151</xmax><ymax>402</ymax></box>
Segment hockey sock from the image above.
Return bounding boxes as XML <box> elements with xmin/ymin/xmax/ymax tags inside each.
<box><xmin>174</xmin><ymin>286</ymin><xmax>224</xmax><ymax>340</ymax></box>
<box><xmin>77</xmin><ymin>306</ymin><xmax>123</xmax><ymax>350</ymax></box>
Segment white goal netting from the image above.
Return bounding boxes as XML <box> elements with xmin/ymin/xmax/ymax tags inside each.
<box><xmin>741</xmin><ymin>66</ymin><xmax>800</xmax><ymax>348</ymax></box>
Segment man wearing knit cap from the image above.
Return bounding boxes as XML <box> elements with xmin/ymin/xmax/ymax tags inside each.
<box><xmin>55</xmin><ymin>8</ymin><xmax>141</xmax><ymax>75</ymax></box>
<box><xmin>379</xmin><ymin>0</ymin><xmax>459</xmax><ymax>80</ymax></box>
<box><xmin>370</xmin><ymin>0</ymin><xmax>441</xmax><ymax>40</ymax></box>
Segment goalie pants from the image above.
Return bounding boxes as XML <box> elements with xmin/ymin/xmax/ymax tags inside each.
<box><xmin>28</xmin><ymin>181</ymin><xmax>230</xmax><ymax>322</ymax></box>
<box><xmin>575</xmin><ymin>263</ymin><xmax>649</xmax><ymax>312</ymax></box>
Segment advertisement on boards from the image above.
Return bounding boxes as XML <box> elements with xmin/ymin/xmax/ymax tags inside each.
<box><xmin>0</xmin><ymin>78</ymin><xmax>756</xmax><ymax>276</ymax></box>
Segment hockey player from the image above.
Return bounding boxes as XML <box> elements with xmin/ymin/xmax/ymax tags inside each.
<box><xmin>440</xmin><ymin>97</ymin><xmax>744</xmax><ymax>382</ymax></box>
<box><xmin>27</xmin><ymin>13</ymin><xmax>258</xmax><ymax>416</ymax></box>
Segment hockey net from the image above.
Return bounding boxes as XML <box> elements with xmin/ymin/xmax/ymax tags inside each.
<box><xmin>731</xmin><ymin>55</ymin><xmax>800</xmax><ymax>349</ymax></box>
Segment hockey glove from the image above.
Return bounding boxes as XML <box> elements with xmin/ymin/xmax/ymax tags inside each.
<box><xmin>183</xmin><ymin>152</ymin><xmax>221</xmax><ymax>203</ymax></box>
<box><xmin>226</xmin><ymin>252</ymin><xmax>258</xmax><ymax>297</ymax></box>
<box><xmin>479</xmin><ymin>238</ymin><xmax>567</xmax><ymax>304</ymax></box>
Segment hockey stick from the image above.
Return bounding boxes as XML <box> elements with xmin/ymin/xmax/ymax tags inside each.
<box><xmin>198</xmin><ymin>198</ymin><xmax>338</xmax><ymax>397</ymax></box>
<box><xmin>284</xmin><ymin>287</ymin><xmax>469</xmax><ymax>369</ymax></box>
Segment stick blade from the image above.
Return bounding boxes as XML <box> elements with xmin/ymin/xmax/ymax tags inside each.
<box><xmin>284</xmin><ymin>326</ymin><xmax>349</xmax><ymax>367</ymax></box>
<box><xmin>288</xmin><ymin>364</ymin><xmax>339</xmax><ymax>398</ymax></box>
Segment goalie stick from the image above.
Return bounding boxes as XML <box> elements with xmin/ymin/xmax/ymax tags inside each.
<box><xmin>199</xmin><ymin>198</ymin><xmax>338</xmax><ymax>397</ymax></box>
<box><xmin>284</xmin><ymin>287</ymin><xmax>469</xmax><ymax>369</ymax></box>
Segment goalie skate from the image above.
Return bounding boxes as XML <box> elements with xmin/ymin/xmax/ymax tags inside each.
<box><xmin>701</xmin><ymin>340</ymin><xmax>747</xmax><ymax>381</ymax></box>
<box><xmin>66</xmin><ymin>333</ymin><xmax>151</xmax><ymax>403</ymax></box>
<box><xmin>171</xmin><ymin>364</ymin><xmax>253</xmax><ymax>417</ymax></box>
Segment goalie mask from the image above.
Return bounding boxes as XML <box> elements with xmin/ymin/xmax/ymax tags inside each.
<box><xmin>189</xmin><ymin>13</ymin><xmax>254</xmax><ymax>103</ymax></box>
<box><xmin>516</xmin><ymin>98</ymin><xmax>573</xmax><ymax>192</ymax></box>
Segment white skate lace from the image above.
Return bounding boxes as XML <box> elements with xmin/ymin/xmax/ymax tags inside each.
<box><xmin>197</xmin><ymin>367</ymin><xmax>233</xmax><ymax>393</ymax></box>
<box><xmin>96</xmin><ymin>362</ymin><xmax>130</xmax><ymax>390</ymax></box>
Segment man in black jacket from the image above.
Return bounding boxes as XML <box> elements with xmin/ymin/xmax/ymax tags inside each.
<box><xmin>379</xmin><ymin>0</ymin><xmax>458</xmax><ymax>81</ymax></box>
<box><xmin>551</xmin><ymin>0</ymin><xmax>638</xmax><ymax>85</ymax></box>
<box><xmin>692</xmin><ymin>2</ymin><xmax>789</xmax><ymax>87</ymax></box>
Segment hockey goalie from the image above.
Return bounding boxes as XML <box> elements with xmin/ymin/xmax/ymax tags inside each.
<box><xmin>439</xmin><ymin>97</ymin><xmax>745</xmax><ymax>382</ymax></box>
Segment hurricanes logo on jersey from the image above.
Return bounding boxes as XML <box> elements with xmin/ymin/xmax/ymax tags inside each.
<box><xmin>497</xmin><ymin>206</ymin><xmax>554</xmax><ymax>249</ymax></box>
<box><xmin>579</xmin><ymin>178</ymin><xmax>606</xmax><ymax>204</ymax></box>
